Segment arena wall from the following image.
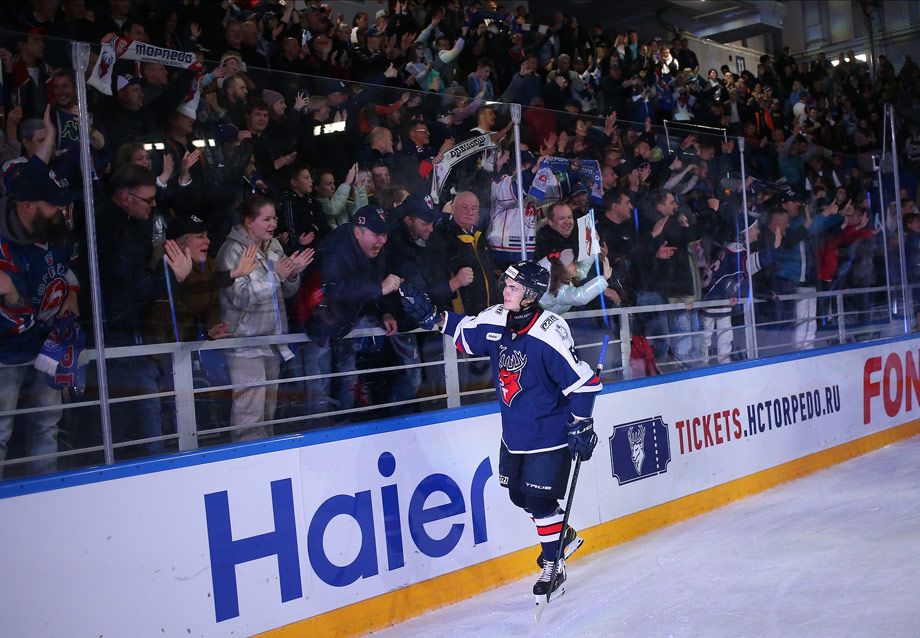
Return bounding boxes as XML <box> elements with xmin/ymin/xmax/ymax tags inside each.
<box><xmin>2</xmin><ymin>335</ymin><xmax>920</xmax><ymax>637</ymax></box>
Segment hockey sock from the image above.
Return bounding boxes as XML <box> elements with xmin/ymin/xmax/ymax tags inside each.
<box><xmin>532</xmin><ymin>508</ymin><xmax>565</xmax><ymax>561</ymax></box>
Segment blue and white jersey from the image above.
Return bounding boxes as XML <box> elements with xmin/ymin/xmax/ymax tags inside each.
<box><xmin>443</xmin><ymin>305</ymin><xmax>601</xmax><ymax>453</ymax></box>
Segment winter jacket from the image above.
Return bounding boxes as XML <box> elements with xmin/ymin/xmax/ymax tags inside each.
<box><xmin>276</xmin><ymin>189</ymin><xmax>331</xmax><ymax>255</ymax></box>
<box><xmin>773</xmin><ymin>214</ymin><xmax>838</xmax><ymax>285</ymax></box>
<box><xmin>320</xmin><ymin>183</ymin><xmax>368</xmax><ymax>229</ymax></box>
<box><xmin>428</xmin><ymin>218</ymin><xmax>501</xmax><ymax>315</ymax></box>
<box><xmin>304</xmin><ymin>223</ymin><xmax>398</xmax><ymax>346</ymax></box>
<box><xmin>642</xmin><ymin>215</ymin><xmax>703</xmax><ymax>299</ymax></box>
<box><xmin>540</xmin><ymin>276</ymin><xmax>608</xmax><ymax>315</ymax></box>
<box><xmin>145</xmin><ymin>258</ymin><xmax>221</xmax><ymax>344</ymax></box>
<box><xmin>99</xmin><ymin>207</ymin><xmax>169</xmax><ymax>347</ymax></box>
<box><xmin>818</xmin><ymin>223</ymin><xmax>873</xmax><ymax>283</ymax></box>
<box><xmin>386</xmin><ymin>222</ymin><xmax>454</xmax><ymax>328</ymax></box>
<box><xmin>216</xmin><ymin>225</ymin><xmax>299</xmax><ymax>358</ymax></box>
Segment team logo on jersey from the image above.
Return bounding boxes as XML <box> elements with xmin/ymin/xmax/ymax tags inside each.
<box><xmin>497</xmin><ymin>345</ymin><xmax>527</xmax><ymax>406</ymax></box>
<box><xmin>38</xmin><ymin>277</ymin><xmax>67</xmax><ymax>319</ymax></box>
<box><xmin>609</xmin><ymin>416</ymin><xmax>671</xmax><ymax>485</ymax></box>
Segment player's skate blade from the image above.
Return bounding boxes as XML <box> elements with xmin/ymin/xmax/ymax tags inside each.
<box><xmin>534</xmin><ymin>585</ymin><xmax>566</xmax><ymax>623</ymax></box>
<box><xmin>536</xmin><ymin>526</ymin><xmax>583</xmax><ymax>567</ymax></box>
<box><xmin>534</xmin><ymin>584</ymin><xmax>566</xmax><ymax>606</ymax></box>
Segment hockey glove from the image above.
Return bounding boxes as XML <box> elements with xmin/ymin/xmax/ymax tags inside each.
<box><xmin>566</xmin><ymin>416</ymin><xmax>598</xmax><ymax>461</ymax></box>
<box><xmin>398</xmin><ymin>281</ymin><xmax>440</xmax><ymax>330</ymax></box>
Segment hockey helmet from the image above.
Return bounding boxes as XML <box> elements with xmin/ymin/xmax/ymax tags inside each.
<box><xmin>503</xmin><ymin>260</ymin><xmax>549</xmax><ymax>301</ymax></box>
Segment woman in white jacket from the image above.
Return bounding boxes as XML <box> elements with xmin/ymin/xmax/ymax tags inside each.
<box><xmin>217</xmin><ymin>196</ymin><xmax>313</xmax><ymax>442</ymax></box>
<box><xmin>314</xmin><ymin>163</ymin><xmax>369</xmax><ymax>228</ymax></box>
<box><xmin>538</xmin><ymin>249</ymin><xmax>613</xmax><ymax>315</ymax></box>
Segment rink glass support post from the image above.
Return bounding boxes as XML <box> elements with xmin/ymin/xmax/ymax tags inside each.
<box><xmin>443</xmin><ymin>333</ymin><xmax>461</xmax><ymax>408</ymax></box>
<box><xmin>743</xmin><ymin>301</ymin><xmax>756</xmax><ymax>361</ymax></box>
<box><xmin>173</xmin><ymin>349</ymin><xmax>198</xmax><ymax>451</ymax></box>
<box><xmin>837</xmin><ymin>292</ymin><xmax>846</xmax><ymax>343</ymax></box>
<box><xmin>872</xmin><ymin>155</ymin><xmax>895</xmax><ymax>326</ymax></box>
<box><xmin>73</xmin><ymin>41</ymin><xmax>115</xmax><ymax>465</ymax></box>
<box><xmin>738</xmin><ymin>136</ymin><xmax>759</xmax><ymax>360</ymax></box>
<box><xmin>885</xmin><ymin>104</ymin><xmax>909</xmax><ymax>334</ymax></box>
<box><xmin>618</xmin><ymin>310</ymin><xmax>632</xmax><ymax>380</ymax></box>
<box><xmin>511</xmin><ymin>103</ymin><xmax>527</xmax><ymax>261</ymax></box>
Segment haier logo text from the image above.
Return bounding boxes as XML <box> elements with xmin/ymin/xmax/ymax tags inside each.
<box><xmin>203</xmin><ymin>452</ymin><xmax>493</xmax><ymax>622</ymax></box>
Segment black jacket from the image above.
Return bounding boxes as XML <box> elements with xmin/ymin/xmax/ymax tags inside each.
<box><xmin>99</xmin><ymin>207</ymin><xmax>168</xmax><ymax>346</ymax></box>
<box><xmin>639</xmin><ymin>215</ymin><xmax>703</xmax><ymax>298</ymax></box>
<box><xmin>276</xmin><ymin>190</ymin><xmax>331</xmax><ymax>255</ymax></box>
<box><xmin>386</xmin><ymin>222</ymin><xmax>455</xmax><ymax>329</ymax></box>
<box><xmin>428</xmin><ymin>218</ymin><xmax>500</xmax><ymax>315</ymax></box>
<box><xmin>534</xmin><ymin>224</ymin><xmax>578</xmax><ymax>261</ymax></box>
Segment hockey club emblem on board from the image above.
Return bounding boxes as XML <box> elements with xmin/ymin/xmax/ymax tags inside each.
<box><xmin>497</xmin><ymin>345</ymin><xmax>526</xmax><ymax>406</ymax></box>
<box><xmin>609</xmin><ymin>416</ymin><xmax>671</xmax><ymax>485</ymax></box>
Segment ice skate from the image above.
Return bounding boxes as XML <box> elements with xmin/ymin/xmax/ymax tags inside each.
<box><xmin>536</xmin><ymin>525</ymin><xmax>583</xmax><ymax>567</ymax></box>
<box><xmin>533</xmin><ymin>557</ymin><xmax>566</xmax><ymax>602</ymax></box>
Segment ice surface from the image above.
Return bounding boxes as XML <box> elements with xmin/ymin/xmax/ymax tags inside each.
<box><xmin>370</xmin><ymin>435</ymin><xmax>920</xmax><ymax>637</ymax></box>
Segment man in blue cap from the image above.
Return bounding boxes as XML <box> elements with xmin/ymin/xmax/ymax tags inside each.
<box><xmin>300</xmin><ymin>203</ymin><xmax>403</xmax><ymax>421</ymax></box>
<box><xmin>0</xmin><ymin>155</ymin><xmax>80</xmax><ymax>477</ymax></box>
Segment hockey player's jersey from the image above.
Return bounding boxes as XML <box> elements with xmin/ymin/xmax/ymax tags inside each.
<box><xmin>443</xmin><ymin>305</ymin><xmax>601</xmax><ymax>453</ymax></box>
<box><xmin>487</xmin><ymin>173</ymin><xmax>537</xmax><ymax>260</ymax></box>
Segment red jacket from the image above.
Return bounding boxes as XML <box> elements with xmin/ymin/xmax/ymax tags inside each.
<box><xmin>818</xmin><ymin>224</ymin><xmax>874</xmax><ymax>282</ymax></box>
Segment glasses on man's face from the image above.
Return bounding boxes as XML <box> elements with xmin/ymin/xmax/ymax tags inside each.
<box><xmin>414</xmin><ymin>128</ymin><xmax>430</xmax><ymax>135</ymax></box>
<box><xmin>127</xmin><ymin>191</ymin><xmax>156</xmax><ymax>206</ymax></box>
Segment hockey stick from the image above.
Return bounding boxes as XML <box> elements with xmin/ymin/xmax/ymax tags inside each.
<box><xmin>542</xmin><ymin>335</ymin><xmax>610</xmax><ymax>608</ymax></box>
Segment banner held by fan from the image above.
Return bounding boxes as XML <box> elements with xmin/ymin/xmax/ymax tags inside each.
<box><xmin>429</xmin><ymin>133</ymin><xmax>495</xmax><ymax>203</ymax></box>
<box><xmin>88</xmin><ymin>37</ymin><xmax>202</xmax><ymax>116</ymax></box>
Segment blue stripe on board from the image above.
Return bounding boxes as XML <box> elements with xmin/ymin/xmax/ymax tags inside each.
<box><xmin>2</xmin><ymin>333</ymin><xmax>917</xmax><ymax>499</ymax></box>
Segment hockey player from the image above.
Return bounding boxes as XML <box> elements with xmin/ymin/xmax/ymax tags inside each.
<box><xmin>400</xmin><ymin>260</ymin><xmax>601</xmax><ymax>602</ymax></box>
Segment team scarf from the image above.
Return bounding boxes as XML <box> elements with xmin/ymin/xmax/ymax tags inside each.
<box><xmin>88</xmin><ymin>37</ymin><xmax>202</xmax><ymax>115</ymax></box>
<box><xmin>528</xmin><ymin>156</ymin><xmax>603</xmax><ymax>206</ymax></box>
<box><xmin>430</xmin><ymin>133</ymin><xmax>496</xmax><ymax>203</ymax></box>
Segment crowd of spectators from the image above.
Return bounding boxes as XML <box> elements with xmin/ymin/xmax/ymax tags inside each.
<box><xmin>2</xmin><ymin>0</ymin><xmax>920</xmax><ymax>474</ymax></box>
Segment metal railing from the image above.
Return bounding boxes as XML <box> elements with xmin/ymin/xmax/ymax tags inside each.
<box><xmin>0</xmin><ymin>284</ymin><xmax>909</xmax><ymax>478</ymax></box>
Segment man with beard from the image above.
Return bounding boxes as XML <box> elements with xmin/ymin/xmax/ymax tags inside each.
<box><xmin>0</xmin><ymin>153</ymin><xmax>80</xmax><ymax>477</ymax></box>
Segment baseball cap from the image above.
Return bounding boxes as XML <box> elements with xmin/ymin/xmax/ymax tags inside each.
<box><xmin>397</xmin><ymin>193</ymin><xmax>440</xmax><ymax>224</ymax></box>
<box><xmin>166</xmin><ymin>214</ymin><xmax>209</xmax><ymax>240</ymax></box>
<box><xmin>569</xmin><ymin>181</ymin><xmax>588</xmax><ymax>197</ymax></box>
<box><xmin>116</xmin><ymin>74</ymin><xmax>142</xmax><ymax>92</ymax></box>
<box><xmin>779</xmin><ymin>187</ymin><xmax>804</xmax><ymax>203</ymax></box>
<box><xmin>353</xmin><ymin>204</ymin><xmax>392</xmax><ymax>234</ymax></box>
<box><xmin>12</xmin><ymin>157</ymin><xmax>79</xmax><ymax>206</ymax></box>
<box><xmin>316</xmin><ymin>78</ymin><xmax>347</xmax><ymax>96</ymax></box>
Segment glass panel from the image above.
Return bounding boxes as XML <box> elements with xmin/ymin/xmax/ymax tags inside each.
<box><xmin>0</xmin><ymin>18</ymin><xmax>913</xmax><ymax>479</ymax></box>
